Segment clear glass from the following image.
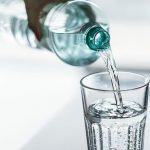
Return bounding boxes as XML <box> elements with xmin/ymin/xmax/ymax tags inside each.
<box><xmin>80</xmin><ymin>72</ymin><xmax>149</xmax><ymax>150</ymax></box>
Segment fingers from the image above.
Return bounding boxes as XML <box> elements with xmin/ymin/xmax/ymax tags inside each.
<box><xmin>24</xmin><ymin>0</ymin><xmax>55</xmax><ymax>40</ymax></box>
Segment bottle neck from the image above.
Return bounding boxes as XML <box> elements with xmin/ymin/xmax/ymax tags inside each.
<box><xmin>39</xmin><ymin>4</ymin><xmax>110</xmax><ymax>53</ymax></box>
<box><xmin>83</xmin><ymin>23</ymin><xmax>110</xmax><ymax>51</ymax></box>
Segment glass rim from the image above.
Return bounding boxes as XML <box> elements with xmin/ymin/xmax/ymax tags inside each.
<box><xmin>80</xmin><ymin>71</ymin><xmax>149</xmax><ymax>92</ymax></box>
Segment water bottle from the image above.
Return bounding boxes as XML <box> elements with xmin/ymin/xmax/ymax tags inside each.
<box><xmin>0</xmin><ymin>0</ymin><xmax>110</xmax><ymax>66</ymax></box>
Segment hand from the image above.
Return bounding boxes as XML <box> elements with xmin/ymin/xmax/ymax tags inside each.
<box><xmin>24</xmin><ymin>0</ymin><xmax>67</xmax><ymax>40</ymax></box>
<box><xmin>24</xmin><ymin>0</ymin><xmax>95</xmax><ymax>40</ymax></box>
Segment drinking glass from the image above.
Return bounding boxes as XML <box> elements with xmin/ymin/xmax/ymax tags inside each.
<box><xmin>80</xmin><ymin>72</ymin><xmax>149</xmax><ymax>150</ymax></box>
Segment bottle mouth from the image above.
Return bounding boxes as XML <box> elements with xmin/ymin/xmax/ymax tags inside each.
<box><xmin>85</xmin><ymin>24</ymin><xmax>110</xmax><ymax>51</ymax></box>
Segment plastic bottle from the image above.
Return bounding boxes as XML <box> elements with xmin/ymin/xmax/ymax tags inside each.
<box><xmin>0</xmin><ymin>0</ymin><xmax>110</xmax><ymax>66</ymax></box>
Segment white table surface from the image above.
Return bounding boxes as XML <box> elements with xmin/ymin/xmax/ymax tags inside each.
<box><xmin>0</xmin><ymin>38</ymin><xmax>89</xmax><ymax>150</ymax></box>
<box><xmin>0</xmin><ymin>20</ymin><xmax>150</xmax><ymax>150</ymax></box>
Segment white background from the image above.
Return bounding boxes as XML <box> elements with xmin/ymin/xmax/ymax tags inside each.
<box><xmin>0</xmin><ymin>0</ymin><xmax>150</xmax><ymax>150</ymax></box>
